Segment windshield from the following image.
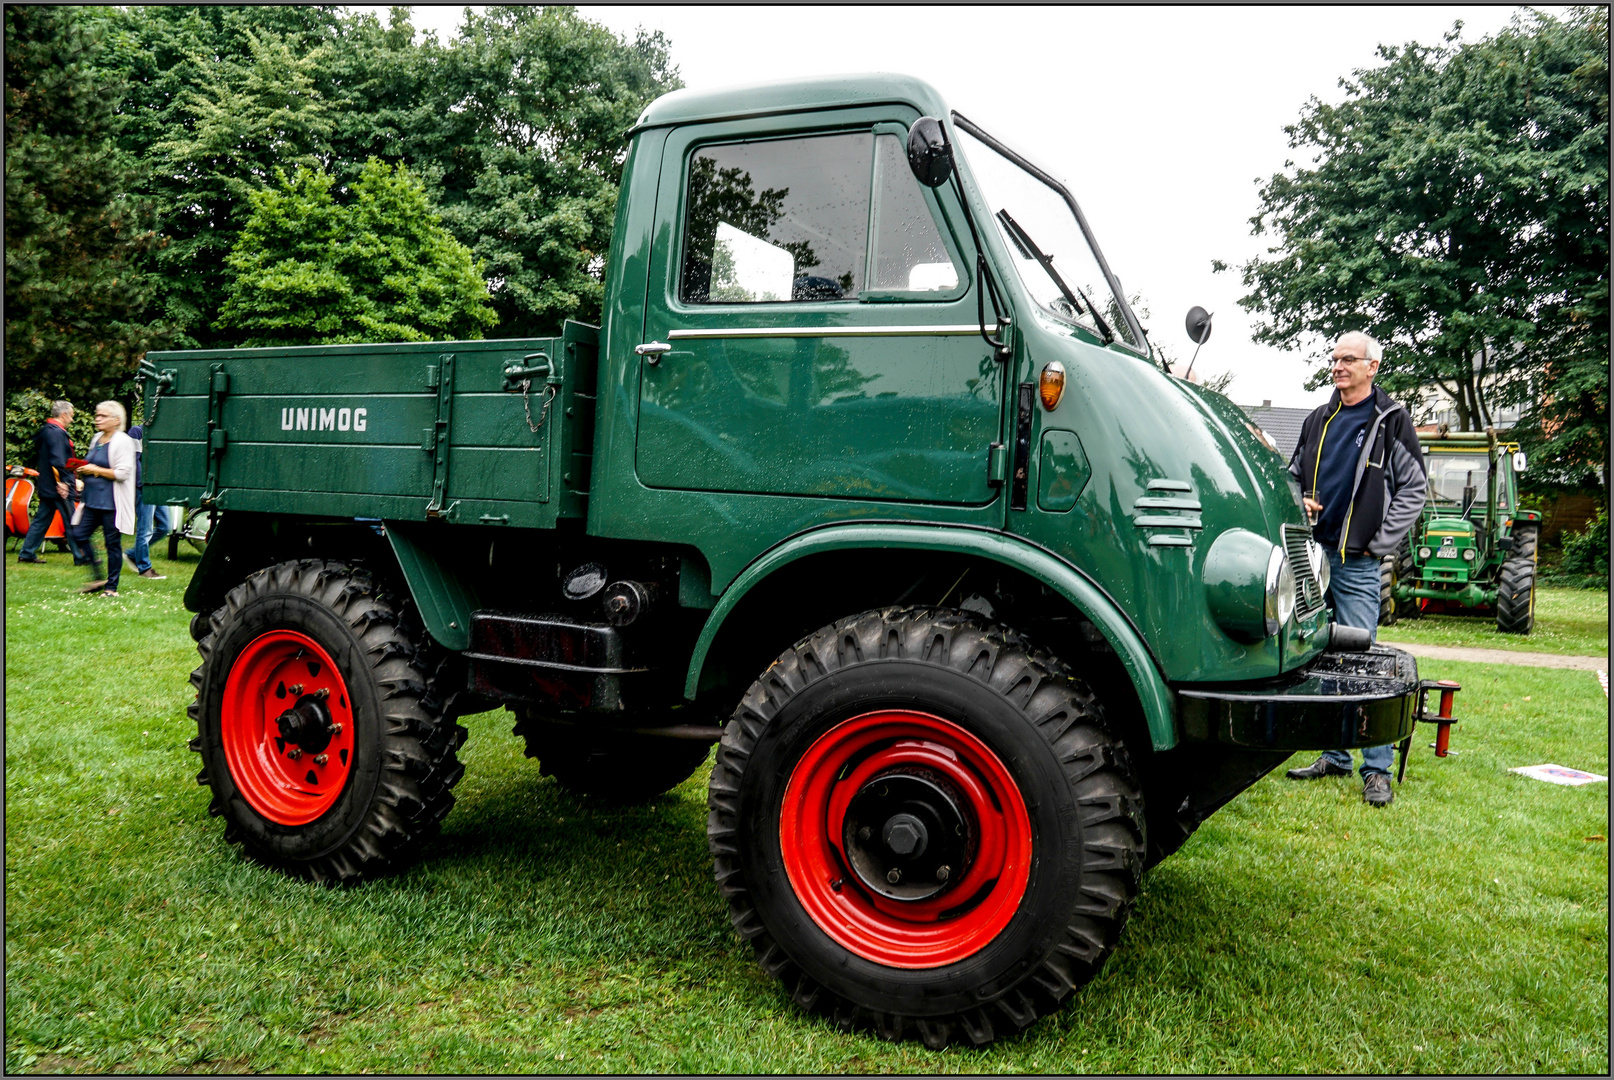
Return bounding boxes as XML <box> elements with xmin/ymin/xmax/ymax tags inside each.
<box><xmin>952</xmin><ymin>122</ymin><xmax>1143</xmax><ymax>350</ymax></box>
<box><xmin>1425</xmin><ymin>453</ymin><xmax>1506</xmax><ymax>509</ymax></box>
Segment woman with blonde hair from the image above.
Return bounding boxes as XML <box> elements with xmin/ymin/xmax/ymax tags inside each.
<box><xmin>72</xmin><ymin>400</ymin><xmax>137</xmax><ymax>596</ymax></box>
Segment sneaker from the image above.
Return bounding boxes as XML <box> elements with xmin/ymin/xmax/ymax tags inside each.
<box><xmin>1285</xmin><ymin>755</ymin><xmax>1353</xmax><ymax>780</ymax></box>
<box><xmin>138</xmin><ymin>569</ymin><xmax>166</xmax><ymax>580</ymax></box>
<box><xmin>99</xmin><ymin>590</ymin><xmax>118</xmax><ymax>598</ymax></box>
<box><xmin>16</xmin><ymin>556</ymin><xmax>45</xmax><ymax>564</ymax></box>
<box><xmin>1363</xmin><ymin>773</ymin><xmax>1394</xmax><ymax>806</ymax></box>
<box><xmin>79</xmin><ymin>579</ymin><xmax>108</xmax><ymax>594</ymax></box>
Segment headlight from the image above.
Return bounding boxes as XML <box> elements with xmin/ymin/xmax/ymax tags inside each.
<box><xmin>1418</xmin><ymin>546</ymin><xmax>1432</xmax><ymax>560</ymax></box>
<box><xmin>1312</xmin><ymin>541</ymin><xmax>1331</xmax><ymax>593</ymax></box>
<box><xmin>1265</xmin><ymin>546</ymin><xmax>1295</xmax><ymax>635</ymax></box>
<box><xmin>1462</xmin><ymin>547</ymin><xmax>1477</xmax><ymax>562</ymax></box>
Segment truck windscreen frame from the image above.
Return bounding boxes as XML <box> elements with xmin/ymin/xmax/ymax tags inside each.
<box><xmin>950</xmin><ymin>113</ymin><xmax>1152</xmax><ymax>361</ymax></box>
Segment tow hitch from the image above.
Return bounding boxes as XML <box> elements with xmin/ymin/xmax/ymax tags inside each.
<box><xmin>1397</xmin><ymin>679</ymin><xmax>1463</xmax><ymax>782</ymax></box>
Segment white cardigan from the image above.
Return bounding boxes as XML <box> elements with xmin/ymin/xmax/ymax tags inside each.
<box><xmin>87</xmin><ymin>430</ymin><xmax>137</xmax><ymax>534</ymax></box>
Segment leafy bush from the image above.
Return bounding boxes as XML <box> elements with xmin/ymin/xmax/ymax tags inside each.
<box><xmin>1556</xmin><ymin>508</ymin><xmax>1609</xmax><ymax>587</ymax></box>
<box><xmin>215</xmin><ymin>159</ymin><xmax>497</xmax><ymax>347</ymax></box>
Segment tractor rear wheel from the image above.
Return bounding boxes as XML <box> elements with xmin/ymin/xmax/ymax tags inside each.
<box><xmin>707</xmin><ymin>606</ymin><xmax>1145</xmax><ymax>1049</ymax></box>
<box><xmin>1392</xmin><ymin>537</ymin><xmax>1420</xmax><ymax>620</ymax></box>
<box><xmin>512</xmin><ymin>709</ymin><xmax>713</xmax><ymax>804</ymax></box>
<box><xmin>189</xmin><ymin>559</ymin><xmax>467</xmax><ymax>884</ymax></box>
<box><xmin>1377</xmin><ymin>554</ymin><xmax>1398</xmax><ymax>626</ymax></box>
<box><xmin>1496</xmin><ymin>553</ymin><xmax>1537</xmax><ymax>634</ymax></box>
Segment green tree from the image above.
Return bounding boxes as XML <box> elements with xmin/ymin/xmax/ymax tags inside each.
<box><xmin>4</xmin><ymin>5</ymin><xmax>163</xmax><ymax>400</ymax></box>
<box><xmin>1223</xmin><ymin>10</ymin><xmax>1607</xmax><ymax>486</ymax></box>
<box><xmin>217</xmin><ymin>159</ymin><xmax>496</xmax><ymax>347</ymax></box>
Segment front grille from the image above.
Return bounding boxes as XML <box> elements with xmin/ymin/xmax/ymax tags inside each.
<box><xmin>1282</xmin><ymin>524</ymin><xmax>1327</xmax><ymax>619</ymax></box>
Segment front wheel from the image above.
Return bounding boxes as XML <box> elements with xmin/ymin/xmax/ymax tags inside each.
<box><xmin>707</xmin><ymin>607</ymin><xmax>1145</xmax><ymax>1048</ymax></box>
<box><xmin>189</xmin><ymin>559</ymin><xmax>467</xmax><ymax>883</ymax></box>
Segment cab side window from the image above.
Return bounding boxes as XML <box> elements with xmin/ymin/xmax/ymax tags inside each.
<box><xmin>680</xmin><ymin>132</ymin><xmax>872</xmax><ymax>304</ymax></box>
<box><xmin>679</xmin><ymin>128</ymin><xmax>963</xmax><ymax>305</ymax></box>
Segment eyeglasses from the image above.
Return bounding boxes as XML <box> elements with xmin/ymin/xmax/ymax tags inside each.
<box><xmin>1330</xmin><ymin>354</ymin><xmax>1370</xmax><ymax>365</ymax></box>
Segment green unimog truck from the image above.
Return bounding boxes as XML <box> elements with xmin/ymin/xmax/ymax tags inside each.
<box><xmin>1380</xmin><ymin>429</ymin><xmax>1542</xmax><ymax>633</ymax></box>
<box><xmin>142</xmin><ymin>74</ymin><xmax>1422</xmax><ymax>1048</ymax></box>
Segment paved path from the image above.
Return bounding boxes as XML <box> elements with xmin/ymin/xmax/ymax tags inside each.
<box><xmin>1387</xmin><ymin>640</ymin><xmax>1607</xmax><ymax>671</ymax></box>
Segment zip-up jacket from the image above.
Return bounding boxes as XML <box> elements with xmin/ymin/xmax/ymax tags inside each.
<box><xmin>1288</xmin><ymin>384</ymin><xmax>1426</xmax><ymax>557</ymax></box>
<box><xmin>32</xmin><ymin>420</ymin><xmax>74</xmax><ymax>491</ymax></box>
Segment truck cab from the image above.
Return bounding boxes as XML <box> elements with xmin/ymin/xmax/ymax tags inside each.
<box><xmin>144</xmin><ymin>74</ymin><xmax>1423</xmax><ymax>1049</ymax></box>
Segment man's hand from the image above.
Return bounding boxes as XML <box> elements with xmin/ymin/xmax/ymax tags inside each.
<box><xmin>56</xmin><ymin>482</ymin><xmax>68</xmax><ymax>499</ymax></box>
<box><xmin>1302</xmin><ymin>496</ymin><xmax>1324</xmax><ymax>516</ymax></box>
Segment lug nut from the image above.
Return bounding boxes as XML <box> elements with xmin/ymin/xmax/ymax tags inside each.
<box><xmin>313</xmin><ymin>753</ymin><xmax>328</xmax><ymax>766</ymax></box>
<box><xmin>857</xmin><ymin>826</ymin><xmax>872</xmax><ymax>842</ymax></box>
<box><xmin>286</xmin><ymin>747</ymin><xmax>302</xmax><ymax>760</ymax></box>
<box><xmin>312</xmin><ymin>687</ymin><xmax>330</xmax><ymax>700</ymax></box>
<box><xmin>328</xmin><ymin>723</ymin><xmax>342</xmax><ymax>736</ymax></box>
<box><xmin>936</xmin><ymin>865</ymin><xmax>951</xmax><ymax>882</ymax></box>
<box><xmin>886</xmin><ymin>869</ymin><xmax>901</xmax><ymax>884</ymax></box>
<box><xmin>287</xmin><ymin>684</ymin><xmax>304</xmax><ymax>696</ymax></box>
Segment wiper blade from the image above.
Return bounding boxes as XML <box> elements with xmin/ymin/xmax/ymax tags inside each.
<box><xmin>995</xmin><ymin>209</ymin><xmax>1114</xmax><ymax>343</ymax></box>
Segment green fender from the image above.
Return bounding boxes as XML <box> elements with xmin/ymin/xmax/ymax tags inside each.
<box><xmin>684</xmin><ymin>523</ymin><xmax>1178</xmax><ymax>751</ymax></box>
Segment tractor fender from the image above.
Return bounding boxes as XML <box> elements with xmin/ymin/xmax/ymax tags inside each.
<box><xmin>685</xmin><ymin>522</ymin><xmax>1178</xmax><ymax>751</ymax></box>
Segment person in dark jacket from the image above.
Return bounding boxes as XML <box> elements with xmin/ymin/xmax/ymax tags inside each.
<box><xmin>1284</xmin><ymin>331</ymin><xmax>1427</xmax><ymax>806</ymax></box>
<box><xmin>125</xmin><ymin>424</ymin><xmax>168</xmax><ymax>579</ymax></box>
<box><xmin>16</xmin><ymin>400</ymin><xmax>89</xmax><ymax>565</ymax></box>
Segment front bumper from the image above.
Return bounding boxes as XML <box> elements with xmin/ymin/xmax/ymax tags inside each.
<box><xmin>1176</xmin><ymin>644</ymin><xmax>1419</xmax><ymax>749</ymax></box>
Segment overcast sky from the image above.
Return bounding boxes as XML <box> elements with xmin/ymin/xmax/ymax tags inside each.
<box><xmin>371</xmin><ymin>4</ymin><xmax>1555</xmax><ymax>407</ymax></box>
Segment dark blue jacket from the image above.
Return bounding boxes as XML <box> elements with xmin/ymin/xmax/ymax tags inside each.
<box><xmin>33</xmin><ymin>421</ymin><xmax>74</xmax><ymax>491</ymax></box>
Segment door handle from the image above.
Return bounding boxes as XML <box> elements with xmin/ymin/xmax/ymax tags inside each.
<box><xmin>635</xmin><ymin>341</ymin><xmax>672</xmax><ymax>365</ymax></box>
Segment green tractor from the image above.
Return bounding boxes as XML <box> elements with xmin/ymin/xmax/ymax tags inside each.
<box><xmin>1380</xmin><ymin>429</ymin><xmax>1541</xmax><ymax>633</ymax></box>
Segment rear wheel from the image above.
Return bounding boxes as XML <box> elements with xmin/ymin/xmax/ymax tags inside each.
<box><xmin>1392</xmin><ymin>537</ymin><xmax>1419</xmax><ymax>620</ymax></box>
<box><xmin>707</xmin><ymin>606</ymin><xmax>1145</xmax><ymax>1048</ymax></box>
<box><xmin>1496</xmin><ymin>553</ymin><xmax>1536</xmax><ymax>634</ymax></box>
<box><xmin>512</xmin><ymin>709</ymin><xmax>713</xmax><ymax>804</ymax></box>
<box><xmin>189</xmin><ymin>559</ymin><xmax>467</xmax><ymax>883</ymax></box>
<box><xmin>1378</xmin><ymin>554</ymin><xmax>1398</xmax><ymax>626</ymax></box>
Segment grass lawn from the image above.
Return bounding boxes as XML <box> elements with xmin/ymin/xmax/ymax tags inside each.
<box><xmin>1378</xmin><ymin>586</ymin><xmax>1609</xmax><ymax>657</ymax></box>
<box><xmin>5</xmin><ymin>549</ymin><xmax>1608</xmax><ymax>1073</ymax></box>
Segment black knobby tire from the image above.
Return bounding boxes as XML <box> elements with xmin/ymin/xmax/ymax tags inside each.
<box><xmin>1377</xmin><ymin>554</ymin><xmax>1398</xmax><ymax>626</ymax></box>
<box><xmin>1509</xmin><ymin>522</ymin><xmax>1540</xmax><ymax>561</ymax></box>
<box><xmin>1495</xmin><ymin>553</ymin><xmax>1537</xmax><ymax>634</ymax></box>
<box><xmin>707</xmin><ymin>606</ymin><xmax>1146</xmax><ymax>1049</ymax></box>
<box><xmin>512</xmin><ymin>708</ymin><xmax>712</xmax><ymax>804</ymax></box>
<box><xmin>1392</xmin><ymin>536</ymin><xmax>1420</xmax><ymax>620</ymax></box>
<box><xmin>189</xmin><ymin>559</ymin><xmax>468</xmax><ymax>884</ymax></box>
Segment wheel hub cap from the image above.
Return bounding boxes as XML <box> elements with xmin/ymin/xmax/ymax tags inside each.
<box><xmin>843</xmin><ymin>771</ymin><xmax>971</xmax><ymax>901</ymax></box>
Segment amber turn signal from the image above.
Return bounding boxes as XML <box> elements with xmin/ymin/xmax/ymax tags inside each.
<box><xmin>1038</xmin><ymin>361</ymin><xmax>1066</xmax><ymax>410</ymax></box>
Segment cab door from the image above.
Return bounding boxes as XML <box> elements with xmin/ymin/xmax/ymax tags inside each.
<box><xmin>635</xmin><ymin>113</ymin><xmax>1004</xmax><ymax>506</ymax></box>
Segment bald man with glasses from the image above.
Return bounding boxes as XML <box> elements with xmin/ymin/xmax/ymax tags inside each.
<box><xmin>1284</xmin><ymin>331</ymin><xmax>1427</xmax><ymax>806</ymax></box>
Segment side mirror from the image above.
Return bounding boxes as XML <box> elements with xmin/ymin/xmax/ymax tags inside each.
<box><xmin>907</xmin><ymin>117</ymin><xmax>952</xmax><ymax>188</ymax></box>
<box><xmin>1513</xmin><ymin>450</ymin><xmax>1527</xmax><ymax>473</ymax></box>
<box><xmin>1185</xmin><ymin>306</ymin><xmax>1214</xmax><ymax>345</ymax></box>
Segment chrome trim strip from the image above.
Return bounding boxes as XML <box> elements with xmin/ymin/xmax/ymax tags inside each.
<box><xmin>1148</xmin><ymin>535</ymin><xmax>1194</xmax><ymax>547</ymax></box>
<box><xmin>1133</xmin><ymin>516</ymin><xmax>1203</xmax><ymax>530</ymax></box>
<box><xmin>667</xmin><ymin>325</ymin><xmax>984</xmax><ymax>340</ymax></box>
<box><xmin>1132</xmin><ymin>497</ymin><xmax>1203</xmax><ymax>511</ymax></box>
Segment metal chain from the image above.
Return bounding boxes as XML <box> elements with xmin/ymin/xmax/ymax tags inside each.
<box><xmin>520</xmin><ymin>380</ymin><xmax>558</xmax><ymax>433</ymax></box>
<box><xmin>144</xmin><ymin>387</ymin><xmax>163</xmax><ymax>429</ymax></box>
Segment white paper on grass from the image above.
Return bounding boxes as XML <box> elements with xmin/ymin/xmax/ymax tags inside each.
<box><xmin>711</xmin><ymin>221</ymin><xmax>794</xmax><ymax>302</ymax></box>
<box><xmin>1510</xmin><ymin>764</ymin><xmax>1608</xmax><ymax>786</ymax></box>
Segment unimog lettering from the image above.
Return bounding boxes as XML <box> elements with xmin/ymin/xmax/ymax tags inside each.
<box><xmin>140</xmin><ymin>74</ymin><xmax>1423</xmax><ymax>1050</ymax></box>
<box><xmin>279</xmin><ymin>406</ymin><xmax>367</xmax><ymax>432</ymax></box>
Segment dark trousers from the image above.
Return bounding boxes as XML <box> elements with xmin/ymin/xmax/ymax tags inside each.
<box><xmin>18</xmin><ymin>493</ymin><xmax>88</xmax><ymax>562</ymax></box>
<box><xmin>73</xmin><ymin>506</ymin><xmax>122</xmax><ymax>591</ymax></box>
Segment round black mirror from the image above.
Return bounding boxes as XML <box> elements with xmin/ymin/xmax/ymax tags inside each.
<box><xmin>907</xmin><ymin>117</ymin><xmax>952</xmax><ymax>188</ymax></box>
<box><xmin>1185</xmin><ymin>306</ymin><xmax>1214</xmax><ymax>345</ymax></box>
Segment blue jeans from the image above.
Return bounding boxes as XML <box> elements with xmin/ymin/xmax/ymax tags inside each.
<box><xmin>1321</xmin><ymin>550</ymin><xmax>1393</xmax><ymax>777</ymax></box>
<box><xmin>73</xmin><ymin>506</ymin><xmax>122</xmax><ymax>591</ymax></box>
<box><xmin>128</xmin><ymin>502</ymin><xmax>170</xmax><ymax>573</ymax></box>
<box><xmin>18</xmin><ymin>493</ymin><xmax>88</xmax><ymax>563</ymax></box>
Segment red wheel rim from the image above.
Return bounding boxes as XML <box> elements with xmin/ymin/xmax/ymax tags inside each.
<box><xmin>221</xmin><ymin>630</ymin><xmax>356</xmax><ymax>826</ymax></box>
<box><xmin>779</xmin><ymin>710</ymin><xmax>1032</xmax><ymax>968</ymax></box>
